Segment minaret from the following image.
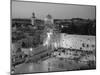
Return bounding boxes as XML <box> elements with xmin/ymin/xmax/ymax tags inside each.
<box><xmin>31</xmin><ymin>12</ymin><xmax>35</xmax><ymax>25</ymax></box>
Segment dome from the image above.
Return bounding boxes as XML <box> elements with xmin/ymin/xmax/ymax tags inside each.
<box><xmin>46</xmin><ymin>14</ymin><xmax>52</xmax><ymax>19</ymax></box>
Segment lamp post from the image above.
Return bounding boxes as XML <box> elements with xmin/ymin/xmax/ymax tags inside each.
<box><xmin>29</xmin><ymin>48</ymin><xmax>33</xmax><ymax>56</ymax></box>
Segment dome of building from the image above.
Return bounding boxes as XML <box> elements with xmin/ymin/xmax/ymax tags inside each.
<box><xmin>44</xmin><ymin>14</ymin><xmax>53</xmax><ymax>24</ymax></box>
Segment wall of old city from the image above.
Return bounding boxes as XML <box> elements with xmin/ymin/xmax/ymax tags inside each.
<box><xmin>60</xmin><ymin>34</ymin><xmax>95</xmax><ymax>51</ymax></box>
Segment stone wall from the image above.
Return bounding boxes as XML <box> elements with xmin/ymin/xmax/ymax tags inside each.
<box><xmin>60</xmin><ymin>34</ymin><xmax>95</xmax><ymax>51</ymax></box>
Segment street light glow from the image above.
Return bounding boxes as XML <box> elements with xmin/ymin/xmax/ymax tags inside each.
<box><xmin>30</xmin><ymin>48</ymin><xmax>32</xmax><ymax>51</ymax></box>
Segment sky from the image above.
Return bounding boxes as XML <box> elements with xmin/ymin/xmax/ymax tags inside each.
<box><xmin>12</xmin><ymin>1</ymin><xmax>96</xmax><ymax>19</ymax></box>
